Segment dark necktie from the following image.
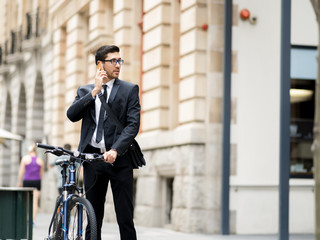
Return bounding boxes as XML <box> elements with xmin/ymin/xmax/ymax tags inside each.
<box><xmin>96</xmin><ymin>85</ymin><xmax>107</xmax><ymax>143</ymax></box>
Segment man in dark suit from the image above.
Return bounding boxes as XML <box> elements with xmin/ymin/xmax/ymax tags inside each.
<box><xmin>67</xmin><ymin>45</ymin><xmax>140</xmax><ymax>240</ymax></box>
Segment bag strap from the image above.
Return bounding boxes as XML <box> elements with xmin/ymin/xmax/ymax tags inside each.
<box><xmin>99</xmin><ymin>94</ymin><xmax>124</xmax><ymax>131</ymax></box>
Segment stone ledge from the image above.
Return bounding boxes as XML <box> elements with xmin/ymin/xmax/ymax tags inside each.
<box><xmin>138</xmin><ymin>123</ymin><xmax>206</xmax><ymax>151</ymax></box>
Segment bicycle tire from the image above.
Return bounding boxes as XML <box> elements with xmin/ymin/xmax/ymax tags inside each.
<box><xmin>48</xmin><ymin>197</ymin><xmax>63</xmax><ymax>240</ymax></box>
<box><xmin>66</xmin><ymin>197</ymin><xmax>97</xmax><ymax>240</ymax></box>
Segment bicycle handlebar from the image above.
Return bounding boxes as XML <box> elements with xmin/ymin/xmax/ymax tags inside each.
<box><xmin>36</xmin><ymin>143</ymin><xmax>105</xmax><ymax>162</ymax></box>
<box><xmin>37</xmin><ymin>143</ymin><xmax>55</xmax><ymax>150</ymax></box>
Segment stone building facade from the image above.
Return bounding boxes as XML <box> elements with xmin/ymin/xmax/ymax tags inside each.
<box><xmin>0</xmin><ymin>0</ymin><xmax>223</xmax><ymax>233</ymax></box>
<box><xmin>0</xmin><ymin>0</ymin><xmax>316</xmax><ymax>235</ymax></box>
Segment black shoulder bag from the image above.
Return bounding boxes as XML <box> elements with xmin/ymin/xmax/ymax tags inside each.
<box><xmin>99</xmin><ymin>94</ymin><xmax>146</xmax><ymax>168</ymax></box>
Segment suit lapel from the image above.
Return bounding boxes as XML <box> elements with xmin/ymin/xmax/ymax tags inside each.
<box><xmin>103</xmin><ymin>79</ymin><xmax>120</xmax><ymax>123</ymax></box>
<box><xmin>108</xmin><ymin>78</ymin><xmax>120</xmax><ymax>107</ymax></box>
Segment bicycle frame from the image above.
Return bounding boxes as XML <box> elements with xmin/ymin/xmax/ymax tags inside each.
<box><xmin>46</xmin><ymin>156</ymin><xmax>84</xmax><ymax>240</ymax></box>
<box><xmin>60</xmin><ymin>157</ymin><xmax>85</xmax><ymax>240</ymax></box>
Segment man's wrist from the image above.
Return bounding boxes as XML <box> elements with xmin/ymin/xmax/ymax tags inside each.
<box><xmin>91</xmin><ymin>88</ymin><xmax>100</xmax><ymax>98</ymax></box>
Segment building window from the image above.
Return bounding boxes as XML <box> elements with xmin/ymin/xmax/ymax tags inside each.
<box><xmin>165</xmin><ymin>178</ymin><xmax>174</xmax><ymax>225</ymax></box>
<box><xmin>290</xmin><ymin>45</ymin><xmax>316</xmax><ymax>178</ymax></box>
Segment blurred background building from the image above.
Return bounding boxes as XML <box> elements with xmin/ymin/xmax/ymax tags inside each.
<box><xmin>0</xmin><ymin>0</ymin><xmax>317</xmax><ymax>235</ymax></box>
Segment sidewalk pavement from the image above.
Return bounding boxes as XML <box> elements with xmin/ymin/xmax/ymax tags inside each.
<box><xmin>33</xmin><ymin>212</ymin><xmax>315</xmax><ymax>240</ymax></box>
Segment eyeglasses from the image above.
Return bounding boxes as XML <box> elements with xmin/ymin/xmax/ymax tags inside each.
<box><xmin>101</xmin><ymin>59</ymin><xmax>124</xmax><ymax>65</ymax></box>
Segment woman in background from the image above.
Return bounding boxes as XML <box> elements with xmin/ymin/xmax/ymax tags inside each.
<box><xmin>17</xmin><ymin>143</ymin><xmax>44</xmax><ymax>223</ymax></box>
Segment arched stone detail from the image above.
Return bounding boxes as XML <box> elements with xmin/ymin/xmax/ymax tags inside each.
<box><xmin>30</xmin><ymin>72</ymin><xmax>44</xmax><ymax>142</ymax></box>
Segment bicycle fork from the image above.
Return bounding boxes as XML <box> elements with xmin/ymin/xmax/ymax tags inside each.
<box><xmin>62</xmin><ymin>196</ymin><xmax>85</xmax><ymax>239</ymax></box>
<box><xmin>62</xmin><ymin>197</ymin><xmax>69</xmax><ymax>240</ymax></box>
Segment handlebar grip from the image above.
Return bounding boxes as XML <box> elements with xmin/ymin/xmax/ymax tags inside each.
<box><xmin>36</xmin><ymin>143</ymin><xmax>55</xmax><ymax>150</ymax></box>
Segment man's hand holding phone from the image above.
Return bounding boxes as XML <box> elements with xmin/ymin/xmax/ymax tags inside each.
<box><xmin>92</xmin><ymin>62</ymin><xmax>107</xmax><ymax>98</ymax></box>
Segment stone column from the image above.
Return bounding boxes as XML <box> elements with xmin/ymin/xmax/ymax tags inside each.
<box><xmin>87</xmin><ymin>0</ymin><xmax>113</xmax><ymax>51</ymax></box>
<box><xmin>171</xmin><ymin>0</ymin><xmax>208</xmax><ymax>233</ymax></box>
<box><xmin>64</xmin><ymin>13</ymin><xmax>87</xmax><ymax>148</ymax></box>
<box><xmin>88</xmin><ymin>0</ymin><xmax>113</xmax><ymax>47</ymax></box>
<box><xmin>86</xmin><ymin>0</ymin><xmax>114</xmax><ymax>84</ymax></box>
<box><xmin>10</xmin><ymin>81</ymin><xmax>24</xmax><ymax>186</ymax></box>
<box><xmin>141</xmin><ymin>0</ymin><xmax>172</xmax><ymax>132</ymax></box>
<box><xmin>133</xmin><ymin>0</ymin><xmax>178</xmax><ymax>228</ymax></box>
<box><xmin>205</xmin><ymin>0</ymin><xmax>225</xmax><ymax>233</ymax></box>
<box><xmin>85</xmin><ymin>0</ymin><xmax>114</xmax><ymax>91</ymax></box>
<box><xmin>42</xmin><ymin>32</ymin><xmax>54</xmax><ymax>142</ymax></box>
<box><xmin>39</xmin><ymin>31</ymin><xmax>56</xmax><ymax>211</ymax></box>
<box><xmin>113</xmin><ymin>0</ymin><xmax>141</xmax><ymax>85</ymax></box>
<box><xmin>1</xmin><ymin>93</ymin><xmax>12</xmax><ymax>187</ymax></box>
<box><xmin>51</xmin><ymin>27</ymin><xmax>66</xmax><ymax>146</ymax></box>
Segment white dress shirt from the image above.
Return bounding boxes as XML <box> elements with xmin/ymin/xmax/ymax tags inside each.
<box><xmin>90</xmin><ymin>79</ymin><xmax>115</xmax><ymax>149</ymax></box>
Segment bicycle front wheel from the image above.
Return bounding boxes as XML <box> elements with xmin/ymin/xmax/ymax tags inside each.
<box><xmin>67</xmin><ymin>197</ymin><xmax>97</xmax><ymax>240</ymax></box>
<box><xmin>48</xmin><ymin>196</ymin><xmax>63</xmax><ymax>240</ymax></box>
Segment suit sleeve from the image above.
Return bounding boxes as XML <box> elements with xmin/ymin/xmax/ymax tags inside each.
<box><xmin>67</xmin><ymin>86</ymin><xmax>95</xmax><ymax>122</ymax></box>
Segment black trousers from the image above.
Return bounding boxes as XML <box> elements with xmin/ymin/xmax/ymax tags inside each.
<box><xmin>83</xmin><ymin>145</ymin><xmax>136</xmax><ymax>240</ymax></box>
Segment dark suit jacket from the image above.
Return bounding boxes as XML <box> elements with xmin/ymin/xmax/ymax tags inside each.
<box><xmin>67</xmin><ymin>78</ymin><xmax>141</xmax><ymax>168</ymax></box>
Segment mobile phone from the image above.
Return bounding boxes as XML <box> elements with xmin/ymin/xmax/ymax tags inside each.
<box><xmin>97</xmin><ymin>62</ymin><xmax>103</xmax><ymax>71</ymax></box>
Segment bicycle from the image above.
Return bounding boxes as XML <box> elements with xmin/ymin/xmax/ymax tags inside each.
<box><xmin>37</xmin><ymin>143</ymin><xmax>106</xmax><ymax>240</ymax></box>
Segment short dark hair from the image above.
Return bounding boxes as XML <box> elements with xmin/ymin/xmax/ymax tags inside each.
<box><xmin>95</xmin><ymin>45</ymin><xmax>120</xmax><ymax>65</ymax></box>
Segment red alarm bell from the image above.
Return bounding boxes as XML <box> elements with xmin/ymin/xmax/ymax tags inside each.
<box><xmin>240</xmin><ymin>9</ymin><xmax>250</xmax><ymax>20</ymax></box>
<box><xmin>202</xmin><ymin>23</ymin><xmax>208</xmax><ymax>31</ymax></box>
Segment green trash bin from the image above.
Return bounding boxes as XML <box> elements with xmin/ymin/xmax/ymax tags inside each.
<box><xmin>0</xmin><ymin>187</ymin><xmax>33</xmax><ymax>240</ymax></box>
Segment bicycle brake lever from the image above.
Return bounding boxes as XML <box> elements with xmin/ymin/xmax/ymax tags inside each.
<box><xmin>44</xmin><ymin>149</ymin><xmax>64</xmax><ymax>156</ymax></box>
